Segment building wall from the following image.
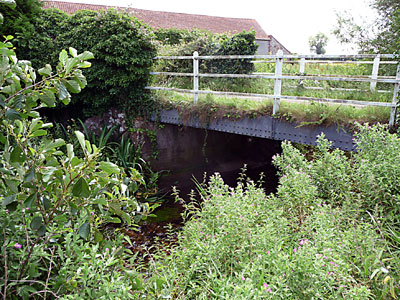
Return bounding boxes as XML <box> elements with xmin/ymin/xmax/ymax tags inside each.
<box><xmin>255</xmin><ymin>40</ymin><xmax>269</xmax><ymax>55</ymax></box>
<box><xmin>269</xmin><ymin>35</ymin><xmax>290</xmax><ymax>55</ymax></box>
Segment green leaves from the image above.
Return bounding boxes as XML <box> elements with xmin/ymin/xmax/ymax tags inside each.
<box><xmin>39</xmin><ymin>90</ymin><xmax>56</xmax><ymax>107</ymax></box>
<box><xmin>72</xmin><ymin>177</ymin><xmax>90</xmax><ymax>198</ymax></box>
<box><xmin>38</xmin><ymin>64</ymin><xmax>52</xmax><ymax>77</ymax></box>
<box><xmin>63</xmin><ymin>79</ymin><xmax>81</xmax><ymax>93</ymax></box>
<box><xmin>59</xmin><ymin>49</ymin><xmax>68</xmax><ymax>65</ymax></box>
<box><xmin>0</xmin><ymin>0</ymin><xmax>16</xmax><ymax>8</ymax></box>
<box><xmin>74</xmin><ymin>131</ymin><xmax>86</xmax><ymax>151</ymax></box>
<box><xmin>99</xmin><ymin>161</ymin><xmax>120</xmax><ymax>175</ymax></box>
<box><xmin>78</xmin><ymin>222</ymin><xmax>90</xmax><ymax>240</ymax></box>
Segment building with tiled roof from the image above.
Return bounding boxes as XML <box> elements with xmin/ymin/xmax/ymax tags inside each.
<box><xmin>42</xmin><ymin>1</ymin><xmax>290</xmax><ymax>55</ymax></box>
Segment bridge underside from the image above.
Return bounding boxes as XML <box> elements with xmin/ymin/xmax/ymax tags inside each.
<box><xmin>151</xmin><ymin>109</ymin><xmax>356</xmax><ymax>151</ymax></box>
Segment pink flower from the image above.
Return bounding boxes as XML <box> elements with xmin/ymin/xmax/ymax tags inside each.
<box><xmin>241</xmin><ymin>276</ymin><xmax>245</xmax><ymax>281</ymax></box>
<box><xmin>323</xmin><ymin>256</ymin><xmax>328</xmax><ymax>259</ymax></box>
<box><xmin>105</xmin><ymin>248</ymin><xmax>109</xmax><ymax>252</ymax></box>
<box><xmin>267</xmin><ymin>250</ymin><xmax>270</xmax><ymax>255</ymax></box>
<box><xmin>263</xmin><ymin>283</ymin><xmax>268</xmax><ymax>288</ymax></box>
<box><xmin>299</xmin><ymin>239</ymin><xmax>308</xmax><ymax>245</ymax></box>
<box><xmin>293</xmin><ymin>248</ymin><xmax>297</xmax><ymax>253</ymax></box>
<box><xmin>14</xmin><ymin>243</ymin><xmax>22</xmax><ymax>249</ymax></box>
<box><xmin>329</xmin><ymin>261</ymin><xmax>334</xmax><ymax>265</ymax></box>
<box><xmin>267</xmin><ymin>288</ymin><xmax>272</xmax><ymax>293</ymax></box>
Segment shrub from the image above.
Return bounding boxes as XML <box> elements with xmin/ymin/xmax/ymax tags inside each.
<box><xmin>57</xmin><ymin>9</ymin><xmax>157</xmax><ymax>119</ymax></box>
<box><xmin>0</xmin><ymin>39</ymin><xmax>154</xmax><ymax>299</ymax></box>
<box><xmin>156</xmin><ymin>30</ymin><xmax>258</xmax><ymax>75</ymax></box>
<box><xmin>154</xmin><ymin>28</ymin><xmax>193</xmax><ymax>45</ymax></box>
<box><xmin>4</xmin><ymin>7</ymin><xmax>156</xmax><ymax>120</ymax></box>
<box><xmin>140</xmin><ymin>124</ymin><xmax>400</xmax><ymax>299</ymax></box>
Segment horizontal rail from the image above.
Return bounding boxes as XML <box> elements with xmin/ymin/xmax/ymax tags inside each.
<box><xmin>146</xmin><ymin>86</ymin><xmax>395</xmax><ymax>107</ymax></box>
<box><xmin>285</xmin><ymin>85</ymin><xmax>392</xmax><ymax>94</ymax></box>
<box><xmin>252</xmin><ymin>60</ymin><xmax>399</xmax><ymax>64</ymax></box>
<box><xmin>253</xmin><ymin>72</ymin><xmax>396</xmax><ymax>80</ymax></box>
<box><xmin>199</xmin><ymin>73</ymin><xmax>399</xmax><ymax>83</ymax></box>
<box><xmin>150</xmin><ymin>72</ymin><xmax>192</xmax><ymax>77</ymax></box>
<box><xmin>154</xmin><ymin>54</ymin><xmax>397</xmax><ymax>60</ymax></box>
<box><xmin>150</xmin><ymin>71</ymin><xmax>399</xmax><ymax>83</ymax></box>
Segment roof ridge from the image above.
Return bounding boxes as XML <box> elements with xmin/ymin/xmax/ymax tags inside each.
<box><xmin>42</xmin><ymin>1</ymin><xmax>270</xmax><ymax>39</ymax></box>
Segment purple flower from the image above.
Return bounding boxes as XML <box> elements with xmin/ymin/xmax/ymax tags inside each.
<box><xmin>299</xmin><ymin>239</ymin><xmax>308</xmax><ymax>245</ymax></box>
<box><xmin>14</xmin><ymin>243</ymin><xmax>22</xmax><ymax>249</ymax></box>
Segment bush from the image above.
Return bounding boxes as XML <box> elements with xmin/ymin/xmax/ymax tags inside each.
<box><xmin>138</xmin><ymin>124</ymin><xmax>400</xmax><ymax>299</ymax></box>
<box><xmin>4</xmin><ymin>7</ymin><xmax>156</xmax><ymax>120</ymax></box>
<box><xmin>56</xmin><ymin>9</ymin><xmax>156</xmax><ymax>118</ymax></box>
<box><xmin>156</xmin><ymin>30</ymin><xmax>258</xmax><ymax>75</ymax></box>
<box><xmin>154</xmin><ymin>28</ymin><xmax>193</xmax><ymax>45</ymax></box>
<box><xmin>0</xmin><ymin>39</ymin><xmax>154</xmax><ymax>299</ymax></box>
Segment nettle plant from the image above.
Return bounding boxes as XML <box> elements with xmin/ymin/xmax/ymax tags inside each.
<box><xmin>0</xmin><ymin>38</ymin><xmax>152</xmax><ymax>298</ymax></box>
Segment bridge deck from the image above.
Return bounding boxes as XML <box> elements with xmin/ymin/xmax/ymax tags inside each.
<box><xmin>151</xmin><ymin>109</ymin><xmax>355</xmax><ymax>151</ymax></box>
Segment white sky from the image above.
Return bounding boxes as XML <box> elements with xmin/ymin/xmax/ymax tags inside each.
<box><xmin>52</xmin><ymin>0</ymin><xmax>378</xmax><ymax>54</ymax></box>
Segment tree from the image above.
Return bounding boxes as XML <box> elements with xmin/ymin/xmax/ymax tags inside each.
<box><xmin>308</xmin><ymin>33</ymin><xmax>328</xmax><ymax>55</ymax></box>
<box><xmin>0</xmin><ymin>0</ymin><xmax>42</xmax><ymax>38</ymax></box>
<box><xmin>333</xmin><ymin>0</ymin><xmax>400</xmax><ymax>53</ymax></box>
<box><xmin>0</xmin><ymin>36</ymin><xmax>155</xmax><ymax>299</ymax></box>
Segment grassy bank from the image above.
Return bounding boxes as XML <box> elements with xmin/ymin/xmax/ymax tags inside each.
<box><xmin>154</xmin><ymin>90</ymin><xmax>391</xmax><ymax>128</ymax></box>
<box><xmin>139</xmin><ymin>123</ymin><xmax>400</xmax><ymax>299</ymax></box>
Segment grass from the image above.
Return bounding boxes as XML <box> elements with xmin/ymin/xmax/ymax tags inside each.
<box><xmin>151</xmin><ymin>60</ymin><xmax>396</xmax><ymax>127</ymax></box>
<box><xmin>153</xmin><ymin>90</ymin><xmax>391</xmax><ymax>129</ymax></box>
<box><xmin>136</xmin><ymin>125</ymin><xmax>400</xmax><ymax>299</ymax></box>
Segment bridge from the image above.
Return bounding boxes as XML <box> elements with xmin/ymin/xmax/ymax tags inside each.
<box><xmin>147</xmin><ymin>51</ymin><xmax>400</xmax><ymax>151</ymax></box>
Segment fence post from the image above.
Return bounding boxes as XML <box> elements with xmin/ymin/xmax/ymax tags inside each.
<box><xmin>273</xmin><ymin>49</ymin><xmax>283</xmax><ymax>115</ymax></box>
<box><xmin>299</xmin><ymin>57</ymin><xmax>306</xmax><ymax>74</ymax></box>
<box><xmin>370</xmin><ymin>54</ymin><xmax>380</xmax><ymax>92</ymax></box>
<box><xmin>193</xmin><ymin>51</ymin><xmax>199</xmax><ymax>104</ymax></box>
<box><xmin>389</xmin><ymin>63</ymin><xmax>400</xmax><ymax>126</ymax></box>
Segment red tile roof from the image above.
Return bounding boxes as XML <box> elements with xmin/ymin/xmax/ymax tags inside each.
<box><xmin>42</xmin><ymin>1</ymin><xmax>270</xmax><ymax>40</ymax></box>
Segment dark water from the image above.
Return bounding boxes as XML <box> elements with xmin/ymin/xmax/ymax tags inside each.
<box><xmin>126</xmin><ymin>133</ymin><xmax>282</xmax><ymax>255</ymax></box>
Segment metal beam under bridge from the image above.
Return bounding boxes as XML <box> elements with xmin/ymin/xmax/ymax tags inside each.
<box><xmin>151</xmin><ymin>109</ymin><xmax>356</xmax><ymax>151</ymax></box>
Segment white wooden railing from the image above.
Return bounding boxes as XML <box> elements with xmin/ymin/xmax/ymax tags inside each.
<box><xmin>147</xmin><ymin>50</ymin><xmax>400</xmax><ymax>126</ymax></box>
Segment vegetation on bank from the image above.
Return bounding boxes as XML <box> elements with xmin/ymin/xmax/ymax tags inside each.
<box><xmin>1</xmin><ymin>0</ymin><xmax>400</xmax><ymax>299</ymax></box>
<box><xmin>139</xmin><ymin>123</ymin><xmax>400</xmax><ymax>299</ymax></box>
<box><xmin>1</xmin><ymin>4</ymin><xmax>156</xmax><ymax>119</ymax></box>
<box><xmin>0</xmin><ymin>38</ymin><xmax>159</xmax><ymax>299</ymax></box>
<box><xmin>153</xmin><ymin>90</ymin><xmax>391</xmax><ymax>129</ymax></box>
